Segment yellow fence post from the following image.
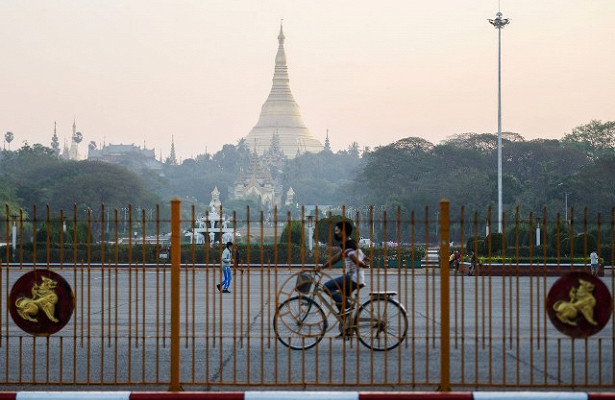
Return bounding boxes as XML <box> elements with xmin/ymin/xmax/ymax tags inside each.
<box><xmin>169</xmin><ymin>198</ymin><xmax>182</xmax><ymax>391</ymax></box>
<box><xmin>439</xmin><ymin>199</ymin><xmax>451</xmax><ymax>391</ymax></box>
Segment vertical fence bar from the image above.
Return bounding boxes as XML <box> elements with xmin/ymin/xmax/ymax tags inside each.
<box><xmin>439</xmin><ymin>199</ymin><xmax>451</xmax><ymax>391</ymax></box>
<box><xmin>155</xmin><ymin>205</ymin><xmax>161</xmax><ymax>384</ymax></box>
<box><xmin>100</xmin><ymin>205</ymin><xmax>106</xmax><ymax>384</ymax></box>
<box><xmin>87</xmin><ymin>210</ymin><xmax>92</xmax><ymax>384</ymax></box>
<box><xmin>114</xmin><ymin>209</ymin><xmax>119</xmax><ymax>383</ymax></box>
<box><xmin>245</xmin><ymin>206</ymin><xmax>251</xmax><ymax>384</ymax></box>
<box><xmin>423</xmin><ymin>207</ymin><xmax>430</xmax><ymax>381</ymax></box>
<box><xmin>204</xmin><ymin>209</ymin><xmax>210</xmax><ymax>384</ymax></box>
<box><xmin>232</xmin><ymin>209</ymin><xmax>238</xmax><ymax>384</ymax></box>
<box><xmin>501</xmin><ymin>212</ymin><xmax>507</xmax><ymax>384</ymax></box>
<box><xmin>127</xmin><ymin>204</ymin><xmax>133</xmax><ymax>383</ymax></box>
<box><xmin>459</xmin><ymin>206</ymin><xmax>466</xmax><ymax>385</ymax></box>
<box><xmin>141</xmin><ymin>209</ymin><xmax>148</xmax><ymax>383</ymax></box>
<box><xmin>273</xmin><ymin>206</ymin><xmax>279</xmax><ymax>385</ymax></box>
<box><xmin>612</xmin><ymin>207</ymin><xmax>615</xmax><ymax>385</ymax></box>
<box><xmin>410</xmin><ymin>209</ymin><xmax>416</xmax><ymax>383</ymax></box>
<box><xmin>514</xmin><ymin>207</ymin><xmax>520</xmax><ymax>384</ymax></box>
<box><xmin>169</xmin><ymin>198</ymin><xmax>182</xmax><ymax>391</ymax></box>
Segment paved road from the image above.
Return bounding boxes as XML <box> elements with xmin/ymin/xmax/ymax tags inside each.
<box><xmin>0</xmin><ymin>266</ymin><xmax>613</xmax><ymax>391</ymax></box>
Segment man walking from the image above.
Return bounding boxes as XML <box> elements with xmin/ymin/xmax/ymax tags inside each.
<box><xmin>590</xmin><ymin>249</ymin><xmax>599</xmax><ymax>277</ymax></box>
<box><xmin>217</xmin><ymin>241</ymin><xmax>233</xmax><ymax>293</ymax></box>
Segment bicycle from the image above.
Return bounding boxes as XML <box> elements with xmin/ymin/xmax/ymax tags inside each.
<box><xmin>273</xmin><ymin>270</ymin><xmax>408</xmax><ymax>351</ymax></box>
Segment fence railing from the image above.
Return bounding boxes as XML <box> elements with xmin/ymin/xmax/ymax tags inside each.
<box><xmin>0</xmin><ymin>201</ymin><xmax>613</xmax><ymax>390</ymax></box>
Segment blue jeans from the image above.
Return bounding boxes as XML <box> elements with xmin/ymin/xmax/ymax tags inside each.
<box><xmin>221</xmin><ymin>266</ymin><xmax>232</xmax><ymax>290</ymax></box>
<box><xmin>323</xmin><ymin>273</ymin><xmax>358</xmax><ymax>312</ymax></box>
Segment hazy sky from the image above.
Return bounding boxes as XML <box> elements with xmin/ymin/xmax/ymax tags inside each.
<box><xmin>1</xmin><ymin>1</ymin><xmax>613</xmax><ymax>160</ymax></box>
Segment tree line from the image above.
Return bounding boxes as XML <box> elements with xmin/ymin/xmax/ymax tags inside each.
<box><xmin>1</xmin><ymin>120</ymin><xmax>613</xmax><ymax>249</ymax></box>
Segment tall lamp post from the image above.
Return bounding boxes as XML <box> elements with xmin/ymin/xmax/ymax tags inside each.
<box><xmin>489</xmin><ymin>10</ymin><xmax>510</xmax><ymax>233</ymax></box>
<box><xmin>564</xmin><ymin>191</ymin><xmax>568</xmax><ymax>223</ymax></box>
<box><xmin>558</xmin><ymin>183</ymin><xmax>569</xmax><ymax>223</ymax></box>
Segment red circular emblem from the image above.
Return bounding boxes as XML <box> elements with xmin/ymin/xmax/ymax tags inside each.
<box><xmin>9</xmin><ymin>270</ymin><xmax>75</xmax><ymax>336</ymax></box>
<box><xmin>546</xmin><ymin>272</ymin><xmax>612</xmax><ymax>338</ymax></box>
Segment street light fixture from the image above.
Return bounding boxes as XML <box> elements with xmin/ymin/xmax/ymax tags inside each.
<box><xmin>489</xmin><ymin>10</ymin><xmax>510</xmax><ymax>233</ymax></box>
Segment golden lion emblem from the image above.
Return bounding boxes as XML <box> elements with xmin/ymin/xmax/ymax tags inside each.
<box><xmin>15</xmin><ymin>276</ymin><xmax>60</xmax><ymax>323</ymax></box>
<box><xmin>553</xmin><ymin>279</ymin><xmax>598</xmax><ymax>326</ymax></box>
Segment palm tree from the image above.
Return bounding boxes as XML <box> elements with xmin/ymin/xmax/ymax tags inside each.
<box><xmin>88</xmin><ymin>141</ymin><xmax>97</xmax><ymax>158</ymax></box>
<box><xmin>5</xmin><ymin>131</ymin><xmax>14</xmax><ymax>150</ymax></box>
<box><xmin>74</xmin><ymin>131</ymin><xmax>83</xmax><ymax>144</ymax></box>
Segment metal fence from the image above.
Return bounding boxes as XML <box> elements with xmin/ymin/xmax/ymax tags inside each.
<box><xmin>0</xmin><ymin>201</ymin><xmax>613</xmax><ymax>390</ymax></box>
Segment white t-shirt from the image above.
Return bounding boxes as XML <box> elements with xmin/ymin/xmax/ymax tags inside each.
<box><xmin>343</xmin><ymin>240</ymin><xmax>365</xmax><ymax>285</ymax></box>
<box><xmin>590</xmin><ymin>251</ymin><xmax>598</xmax><ymax>265</ymax></box>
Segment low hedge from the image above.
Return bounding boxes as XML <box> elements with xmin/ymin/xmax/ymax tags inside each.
<box><xmin>8</xmin><ymin>242</ymin><xmax>426</xmax><ymax>266</ymax></box>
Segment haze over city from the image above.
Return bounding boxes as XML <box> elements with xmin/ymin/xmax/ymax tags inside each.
<box><xmin>1</xmin><ymin>0</ymin><xmax>613</xmax><ymax>160</ymax></box>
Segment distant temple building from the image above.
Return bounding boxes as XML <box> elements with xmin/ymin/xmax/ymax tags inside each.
<box><xmin>88</xmin><ymin>144</ymin><xmax>163</xmax><ymax>171</ymax></box>
<box><xmin>244</xmin><ymin>24</ymin><xmax>323</xmax><ymax>158</ymax></box>
<box><xmin>61</xmin><ymin>119</ymin><xmax>81</xmax><ymax>161</ymax></box>
<box><xmin>285</xmin><ymin>187</ymin><xmax>296</xmax><ymax>207</ymax></box>
<box><xmin>230</xmin><ymin>146</ymin><xmax>283</xmax><ymax>209</ymax></box>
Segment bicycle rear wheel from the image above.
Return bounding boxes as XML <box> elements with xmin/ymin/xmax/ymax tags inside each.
<box><xmin>355</xmin><ymin>297</ymin><xmax>408</xmax><ymax>351</ymax></box>
<box><xmin>274</xmin><ymin>296</ymin><xmax>328</xmax><ymax>350</ymax></box>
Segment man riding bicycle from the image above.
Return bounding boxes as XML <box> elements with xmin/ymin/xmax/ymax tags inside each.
<box><xmin>315</xmin><ymin>221</ymin><xmax>370</xmax><ymax>316</ymax></box>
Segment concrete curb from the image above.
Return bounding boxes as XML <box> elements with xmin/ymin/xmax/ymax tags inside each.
<box><xmin>0</xmin><ymin>392</ymin><xmax>613</xmax><ymax>400</ymax></box>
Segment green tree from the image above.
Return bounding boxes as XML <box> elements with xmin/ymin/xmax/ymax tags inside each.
<box><xmin>567</xmin><ymin>155</ymin><xmax>615</xmax><ymax>217</ymax></box>
<box><xmin>562</xmin><ymin>120</ymin><xmax>615</xmax><ymax>159</ymax></box>
<box><xmin>35</xmin><ymin>218</ymin><xmax>90</xmax><ymax>244</ymax></box>
<box><xmin>559</xmin><ymin>233</ymin><xmax>597</xmax><ymax>257</ymax></box>
<box><xmin>0</xmin><ymin>144</ymin><xmax>160</xmax><ymax>214</ymax></box>
<box><xmin>280</xmin><ymin>220</ymin><xmax>305</xmax><ymax>245</ymax></box>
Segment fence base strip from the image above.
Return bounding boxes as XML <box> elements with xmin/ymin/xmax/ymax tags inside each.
<box><xmin>245</xmin><ymin>392</ymin><xmax>358</xmax><ymax>400</ymax></box>
<box><xmin>361</xmin><ymin>393</ymin><xmax>473</xmax><ymax>400</ymax></box>
<box><xmin>0</xmin><ymin>392</ymin><xmax>611</xmax><ymax>400</ymax></box>
<box><xmin>17</xmin><ymin>393</ymin><xmax>131</xmax><ymax>400</ymax></box>
<box><xmin>473</xmin><ymin>393</ymin><xmax>588</xmax><ymax>400</ymax></box>
<box><xmin>131</xmin><ymin>393</ymin><xmax>244</xmax><ymax>400</ymax></box>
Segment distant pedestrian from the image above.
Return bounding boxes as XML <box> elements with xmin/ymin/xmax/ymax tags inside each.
<box><xmin>590</xmin><ymin>250</ymin><xmax>599</xmax><ymax>277</ymax></box>
<box><xmin>468</xmin><ymin>251</ymin><xmax>477</xmax><ymax>276</ymax></box>
<box><xmin>453</xmin><ymin>250</ymin><xmax>461</xmax><ymax>271</ymax></box>
<box><xmin>217</xmin><ymin>241</ymin><xmax>233</xmax><ymax>293</ymax></box>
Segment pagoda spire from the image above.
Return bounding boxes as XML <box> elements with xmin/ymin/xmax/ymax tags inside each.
<box><xmin>272</xmin><ymin>22</ymin><xmax>291</xmax><ymax>98</ymax></box>
<box><xmin>244</xmin><ymin>25</ymin><xmax>323</xmax><ymax>158</ymax></box>
<box><xmin>166</xmin><ymin>135</ymin><xmax>178</xmax><ymax>165</ymax></box>
<box><xmin>51</xmin><ymin>121</ymin><xmax>60</xmax><ymax>155</ymax></box>
<box><xmin>324</xmin><ymin>129</ymin><xmax>331</xmax><ymax>152</ymax></box>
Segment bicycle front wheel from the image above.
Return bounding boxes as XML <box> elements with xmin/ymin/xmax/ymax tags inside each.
<box><xmin>355</xmin><ymin>297</ymin><xmax>408</xmax><ymax>351</ymax></box>
<box><xmin>274</xmin><ymin>296</ymin><xmax>328</xmax><ymax>350</ymax></box>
